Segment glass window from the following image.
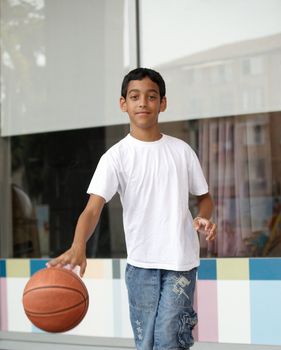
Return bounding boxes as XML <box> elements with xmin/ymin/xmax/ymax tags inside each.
<box><xmin>197</xmin><ymin>112</ymin><xmax>281</xmax><ymax>257</ymax></box>
<box><xmin>0</xmin><ymin>137</ymin><xmax>12</xmax><ymax>257</ymax></box>
<box><xmin>11</xmin><ymin>112</ymin><xmax>281</xmax><ymax>258</ymax></box>
<box><xmin>139</xmin><ymin>0</ymin><xmax>281</xmax><ymax>120</ymax></box>
<box><xmin>1</xmin><ymin>0</ymin><xmax>135</xmax><ymax>136</ymax></box>
<box><xmin>11</xmin><ymin>125</ymin><xmax>129</xmax><ymax>258</ymax></box>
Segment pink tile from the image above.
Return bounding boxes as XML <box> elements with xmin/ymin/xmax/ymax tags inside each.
<box><xmin>197</xmin><ymin>280</ymin><xmax>218</xmax><ymax>342</ymax></box>
<box><xmin>0</xmin><ymin>278</ymin><xmax>8</xmax><ymax>331</ymax></box>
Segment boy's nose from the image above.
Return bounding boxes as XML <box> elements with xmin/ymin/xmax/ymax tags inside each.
<box><xmin>138</xmin><ymin>97</ymin><xmax>147</xmax><ymax>107</ymax></box>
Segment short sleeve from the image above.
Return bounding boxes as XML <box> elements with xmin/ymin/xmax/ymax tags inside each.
<box><xmin>87</xmin><ymin>153</ymin><xmax>119</xmax><ymax>202</ymax></box>
<box><xmin>188</xmin><ymin>148</ymin><xmax>209</xmax><ymax>196</ymax></box>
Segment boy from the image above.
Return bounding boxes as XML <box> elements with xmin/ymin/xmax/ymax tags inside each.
<box><xmin>48</xmin><ymin>68</ymin><xmax>216</xmax><ymax>349</ymax></box>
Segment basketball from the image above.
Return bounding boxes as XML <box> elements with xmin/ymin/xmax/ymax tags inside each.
<box><xmin>22</xmin><ymin>267</ymin><xmax>89</xmax><ymax>333</ymax></box>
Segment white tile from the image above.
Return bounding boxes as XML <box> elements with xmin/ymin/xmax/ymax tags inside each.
<box><xmin>69</xmin><ymin>279</ymin><xmax>114</xmax><ymax>337</ymax></box>
<box><xmin>7</xmin><ymin>278</ymin><xmax>32</xmax><ymax>332</ymax></box>
<box><xmin>217</xmin><ymin>280</ymin><xmax>251</xmax><ymax>344</ymax></box>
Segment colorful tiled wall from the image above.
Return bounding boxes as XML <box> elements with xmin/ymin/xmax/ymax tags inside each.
<box><xmin>0</xmin><ymin>258</ymin><xmax>281</xmax><ymax>345</ymax></box>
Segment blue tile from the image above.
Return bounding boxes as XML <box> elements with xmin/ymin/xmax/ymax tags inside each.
<box><xmin>251</xmin><ymin>281</ymin><xmax>281</xmax><ymax>345</ymax></box>
<box><xmin>198</xmin><ymin>259</ymin><xmax>217</xmax><ymax>280</ymax></box>
<box><xmin>250</xmin><ymin>258</ymin><xmax>281</xmax><ymax>280</ymax></box>
<box><xmin>0</xmin><ymin>260</ymin><xmax>6</xmax><ymax>277</ymax></box>
<box><xmin>30</xmin><ymin>259</ymin><xmax>49</xmax><ymax>276</ymax></box>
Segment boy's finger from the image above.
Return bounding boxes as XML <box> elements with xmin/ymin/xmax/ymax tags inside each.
<box><xmin>46</xmin><ymin>256</ymin><xmax>68</xmax><ymax>268</ymax></box>
<box><xmin>206</xmin><ymin>224</ymin><xmax>217</xmax><ymax>240</ymax></box>
<box><xmin>46</xmin><ymin>258</ymin><xmax>58</xmax><ymax>267</ymax></box>
<box><xmin>80</xmin><ymin>260</ymin><xmax>87</xmax><ymax>278</ymax></box>
<box><xmin>206</xmin><ymin>233</ymin><xmax>214</xmax><ymax>241</ymax></box>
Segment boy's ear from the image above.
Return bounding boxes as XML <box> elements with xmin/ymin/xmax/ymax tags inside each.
<box><xmin>160</xmin><ymin>96</ymin><xmax>167</xmax><ymax>112</ymax></box>
<box><xmin>120</xmin><ymin>96</ymin><xmax>127</xmax><ymax>112</ymax></box>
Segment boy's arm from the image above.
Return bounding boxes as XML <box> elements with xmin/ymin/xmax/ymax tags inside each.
<box><xmin>193</xmin><ymin>192</ymin><xmax>216</xmax><ymax>241</ymax></box>
<box><xmin>47</xmin><ymin>194</ymin><xmax>105</xmax><ymax>277</ymax></box>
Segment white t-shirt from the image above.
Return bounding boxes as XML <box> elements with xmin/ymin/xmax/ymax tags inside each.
<box><xmin>87</xmin><ymin>134</ymin><xmax>208</xmax><ymax>271</ymax></box>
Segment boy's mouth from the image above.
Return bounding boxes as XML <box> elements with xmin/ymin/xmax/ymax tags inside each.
<box><xmin>136</xmin><ymin>111</ymin><xmax>150</xmax><ymax>115</ymax></box>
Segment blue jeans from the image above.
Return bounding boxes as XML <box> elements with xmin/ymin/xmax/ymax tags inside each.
<box><xmin>125</xmin><ymin>264</ymin><xmax>197</xmax><ymax>350</ymax></box>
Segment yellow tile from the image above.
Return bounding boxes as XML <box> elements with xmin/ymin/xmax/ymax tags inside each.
<box><xmin>217</xmin><ymin>258</ymin><xmax>249</xmax><ymax>280</ymax></box>
<box><xmin>84</xmin><ymin>259</ymin><xmax>112</xmax><ymax>279</ymax></box>
<box><xmin>6</xmin><ymin>259</ymin><xmax>30</xmax><ymax>277</ymax></box>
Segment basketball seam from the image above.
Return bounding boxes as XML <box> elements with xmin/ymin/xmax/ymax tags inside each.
<box><xmin>23</xmin><ymin>286</ymin><xmax>89</xmax><ymax>315</ymax></box>
<box><xmin>34</xmin><ymin>302</ymin><xmax>89</xmax><ymax>333</ymax></box>
<box><xmin>61</xmin><ymin>304</ymin><xmax>89</xmax><ymax>332</ymax></box>
<box><xmin>24</xmin><ymin>298</ymin><xmax>89</xmax><ymax>316</ymax></box>
<box><xmin>23</xmin><ymin>285</ymin><xmax>87</xmax><ymax>298</ymax></box>
<box><xmin>50</xmin><ymin>268</ymin><xmax>88</xmax><ymax>294</ymax></box>
<box><xmin>30</xmin><ymin>268</ymin><xmax>88</xmax><ymax>294</ymax></box>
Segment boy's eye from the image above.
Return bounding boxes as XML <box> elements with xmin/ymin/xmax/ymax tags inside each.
<box><xmin>130</xmin><ymin>95</ymin><xmax>138</xmax><ymax>100</ymax></box>
<box><xmin>148</xmin><ymin>95</ymin><xmax>157</xmax><ymax>100</ymax></box>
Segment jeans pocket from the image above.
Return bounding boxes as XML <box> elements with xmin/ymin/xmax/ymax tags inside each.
<box><xmin>125</xmin><ymin>264</ymin><xmax>158</xmax><ymax>311</ymax></box>
<box><xmin>178</xmin><ymin>310</ymin><xmax>198</xmax><ymax>348</ymax></box>
<box><xmin>125</xmin><ymin>263</ymin><xmax>134</xmax><ymax>280</ymax></box>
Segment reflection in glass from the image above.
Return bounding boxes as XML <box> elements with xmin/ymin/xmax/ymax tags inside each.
<box><xmin>198</xmin><ymin>113</ymin><xmax>281</xmax><ymax>257</ymax></box>
<box><xmin>1</xmin><ymin>0</ymin><xmax>130</xmax><ymax>136</ymax></box>
<box><xmin>140</xmin><ymin>0</ymin><xmax>281</xmax><ymax>119</ymax></box>
<box><xmin>11</xmin><ymin>113</ymin><xmax>281</xmax><ymax>258</ymax></box>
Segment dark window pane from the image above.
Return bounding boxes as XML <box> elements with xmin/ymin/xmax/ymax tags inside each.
<box><xmin>11</xmin><ymin>112</ymin><xmax>281</xmax><ymax>258</ymax></box>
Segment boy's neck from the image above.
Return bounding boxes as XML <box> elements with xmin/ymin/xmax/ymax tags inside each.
<box><xmin>130</xmin><ymin>127</ymin><xmax>162</xmax><ymax>142</ymax></box>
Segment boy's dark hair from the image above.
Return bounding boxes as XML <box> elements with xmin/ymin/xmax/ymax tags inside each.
<box><xmin>121</xmin><ymin>68</ymin><xmax>166</xmax><ymax>100</ymax></box>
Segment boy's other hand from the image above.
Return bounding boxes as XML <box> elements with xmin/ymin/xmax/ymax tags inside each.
<box><xmin>193</xmin><ymin>216</ymin><xmax>216</xmax><ymax>241</ymax></box>
<box><xmin>46</xmin><ymin>243</ymin><xmax>87</xmax><ymax>277</ymax></box>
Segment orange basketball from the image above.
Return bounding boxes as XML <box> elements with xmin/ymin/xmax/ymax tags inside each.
<box><xmin>22</xmin><ymin>267</ymin><xmax>89</xmax><ymax>333</ymax></box>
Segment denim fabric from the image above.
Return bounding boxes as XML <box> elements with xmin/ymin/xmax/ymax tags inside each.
<box><xmin>125</xmin><ymin>264</ymin><xmax>197</xmax><ymax>350</ymax></box>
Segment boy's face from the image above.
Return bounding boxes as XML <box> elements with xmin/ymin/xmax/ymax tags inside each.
<box><xmin>120</xmin><ymin>77</ymin><xmax>167</xmax><ymax>132</ymax></box>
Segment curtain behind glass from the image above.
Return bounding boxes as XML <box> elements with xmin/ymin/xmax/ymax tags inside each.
<box><xmin>199</xmin><ymin>114</ymin><xmax>275</xmax><ymax>257</ymax></box>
